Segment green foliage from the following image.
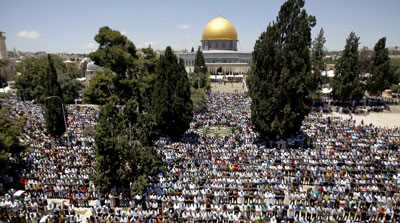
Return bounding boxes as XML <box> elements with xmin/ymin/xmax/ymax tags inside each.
<box><xmin>191</xmin><ymin>87</ymin><xmax>207</xmax><ymax>112</ymax></box>
<box><xmin>194</xmin><ymin>46</ymin><xmax>207</xmax><ymax>74</ymax></box>
<box><xmin>136</xmin><ymin>46</ymin><xmax>159</xmax><ymax>112</ymax></box>
<box><xmin>190</xmin><ymin>47</ymin><xmax>211</xmax><ymax>90</ymax></box>
<box><xmin>391</xmin><ymin>84</ymin><xmax>400</xmax><ymax>94</ymax></box>
<box><xmin>140</xmin><ymin>45</ymin><xmax>158</xmax><ymax>75</ymax></box>
<box><xmin>247</xmin><ymin>0</ymin><xmax>316</xmax><ymax>140</ymax></box>
<box><xmin>0</xmin><ymin>106</ymin><xmax>26</xmax><ymax>174</ymax></box>
<box><xmin>44</xmin><ymin>54</ymin><xmax>67</xmax><ymax>137</ymax></box>
<box><xmin>188</xmin><ymin>72</ymin><xmax>211</xmax><ymax>90</ymax></box>
<box><xmin>151</xmin><ymin>47</ymin><xmax>193</xmax><ymax>141</ymax></box>
<box><xmin>367</xmin><ymin>37</ymin><xmax>392</xmax><ymax>96</ymax></box>
<box><xmin>92</xmin><ymin>101</ymin><xmax>164</xmax><ymax>192</ymax></box>
<box><xmin>58</xmin><ymin>74</ymin><xmax>84</xmax><ymax>104</ymax></box>
<box><xmin>89</xmin><ymin>26</ymin><xmax>138</xmax><ymax>103</ymax></box>
<box><xmin>88</xmin><ymin>27</ymin><xmax>165</xmax><ymax>195</ymax></box>
<box><xmin>92</xmin><ymin>102</ymin><xmax>122</xmax><ymax>191</ymax></box>
<box><xmin>311</xmin><ymin>28</ymin><xmax>326</xmax><ymax>88</ymax></box>
<box><xmin>136</xmin><ymin>112</ymin><xmax>158</xmax><ymax>147</ymax></box>
<box><xmin>390</xmin><ymin>58</ymin><xmax>400</xmax><ymax>84</ymax></box>
<box><xmin>15</xmin><ymin>57</ymin><xmax>48</xmax><ymax>102</ymax></box>
<box><xmin>391</xmin><ymin>58</ymin><xmax>400</xmax><ymax>68</ymax></box>
<box><xmin>88</xmin><ymin>27</ymin><xmax>159</xmax><ymax>111</ymax></box>
<box><xmin>14</xmin><ymin>55</ymin><xmax>82</xmax><ymax>104</ymax></box>
<box><xmin>331</xmin><ymin>32</ymin><xmax>364</xmax><ymax>101</ymax></box>
<box><xmin>0</xmin><ymin>92</ymin><xmax>11</xmax><ymax>99</ymax></box>
<box><xmin>82</xmin><ymin>71</ymin><xmax>113</xmax><ymax>105</ymax></box>
<box><xmin>359</xmin><ymin>46</ymin><xmax>373</xmax><ymax>77</ymax></box>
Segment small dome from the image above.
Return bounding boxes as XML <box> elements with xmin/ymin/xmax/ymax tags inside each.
<box><xmin>87</xmin><ymin>62</ymin><xmax>100</xmax><ymax>71</ymax></box>
<box><xmin>201</xmin><ymin>16</ymin><xmax>237</xmax><ymax>41</ymax></box>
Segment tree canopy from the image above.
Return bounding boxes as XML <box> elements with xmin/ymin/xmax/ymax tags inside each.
<box><xmin>0</xmin><ymin>106</ymin><xmax>26</xmax><ymax>175</ymax></box>
<box><xmin>14</xmin><ymin>55</ymin><xmax>83</xmax><ymax>104</ymax></box>
<box><xmin>89</xmin><ymin>26</ymin><xmax>138</xmax><ymax>103</ymax></box>
<box><xmin>367</xmin><ymin>37</ymin><xmax>392</xmax><ymax>95</ymax></box>
<box><xmin>311</xmin><ymin>28</ymin><xmax>326</xmax><ymax>88</ymax></box>
<box><xmin>189</xmin><ymin>47</ymin><xmax>211</xmax><ymax>90</ymax></box>
<box><xmin>150</xmin><ymin>46</ymin><xmax>193</xmax><ymax>141</ymax></box>
<box><xmin>44</xmin><ymin>54</ymin><xmax>67</xmax><ymax>137</ymax></box>
<box><xmin>331</xmin><ymin>32</ymin><xmax>364</xmax><ymax>101</ymax></box>
<box><xmin>92</xmin><ymin>100</ymin><xmax>163</xmax><ymax>194</ymax></box>
<box><xmin>359</xmin><ymin>46</ymin><xmax>373</xmax><ymax>79</ymax></box>
<box><xmin>87</xmin><ymin>27</ymin><xmax>177</xmax><ymax>195</ymax></box>
<box><xmin>247</xmin><ymin>0</ymin><xmax>316</xmax><ymax>140</ymax></box>
<box><xmin>82</xmin><ymin>70</ymin><xmax>113</xmax><ymax>105</ymax></box>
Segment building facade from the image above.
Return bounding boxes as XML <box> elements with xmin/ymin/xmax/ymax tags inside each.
<box><xmin>0</xmin><ymin>32</ymin><xmax>8</xmax><ymax>60</ymax></box>
<box><xmin>178</xmin><ymin>13</ymin><xmax>252</xmax><ymax>80</ymax></box>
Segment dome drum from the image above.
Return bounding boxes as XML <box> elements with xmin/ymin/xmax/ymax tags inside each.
<box><xmin>202</xmin><ymin>40</ymin><xmax>237</xmax><ymax>51</ymax></box>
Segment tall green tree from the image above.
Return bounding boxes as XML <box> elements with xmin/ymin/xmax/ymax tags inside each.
<box><xmin>189</xmin><ymin>47</ymin><xmax>210</xmax><ymax>90</ymax></box>
<box><xmin>367</xmin><ymin>37</ymin><xmax>392</xmax><ymax>95</ymax></box>
<box><xmin>44</xmin><ymin>54</ymin><xmax>67</xmax><ymax>137</ymax></box>
<box><xmin>311</xmin><ymin>28</ymin><xmax>326</xmax><ymax>88</ymax></box>
<box><xmin>194</xmin><ymin>46</ymin><xmax>207</xmax><ymax>74</ymax></box>
<box><xmin>89</xmin><ymin>27</ymin><xmax>164</xmax><ymax>195</ymax></box>
<box><xmin>331</xmin><ymin>32</ymin><xmax>364</xmax><ymax>101</ymax></box>
<box><xmin>247</xmin><ymin>0</ymin><xmax>316</xmax><ymax>140</ymax></box>
<box><xmin>151</xmin><ymin>46</ymin><xmax>193</xmax><ymax>140</ymax></box>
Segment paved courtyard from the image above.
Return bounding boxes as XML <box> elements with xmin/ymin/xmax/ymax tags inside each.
<box><xmin>211</xmin><ymin>82</ymin><xmax>247</xmax><ymax>94</ymax></box>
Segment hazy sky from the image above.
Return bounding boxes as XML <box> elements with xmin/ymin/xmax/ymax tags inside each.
<box><xmin>1</xmin><ymin>0</ymin><xmax>399</xmax><ymax>53</ymax></box>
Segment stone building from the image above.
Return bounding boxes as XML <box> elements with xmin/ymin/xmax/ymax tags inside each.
<box><xmin>0</xmin><ymin>32</ymin><xmax>8</xmax><ymax>60</ymax></box>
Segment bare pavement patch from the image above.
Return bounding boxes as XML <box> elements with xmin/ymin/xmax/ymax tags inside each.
<box><xmin>324</xmin><ymin>105</ymin><xmax>400</xmax><ymax>128</ymax></box>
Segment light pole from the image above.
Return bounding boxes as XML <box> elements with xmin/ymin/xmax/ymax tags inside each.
<box><xmin>45</xmin><ymin>96</ymin><xmax>68</xmax><ymax>139</ymax></box>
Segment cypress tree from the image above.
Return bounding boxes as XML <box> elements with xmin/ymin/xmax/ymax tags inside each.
<box><xmin>194</xmin><ymin>46</ymin><xmax>207</xmax><ymax>74</ymax></box>
<box><xmin>247</xmin><ymin>0</ymin><xmax>316</xmax><ymax>140</ymax></box>
<box><xmin>331</xmin><ymin>32</ymin><xmax>364</xmax><ymax>101</ymax></box>
<box><xmin>192</xmin><ymin>46</ymin><xmax>210</xmax><ymax>89</ymax></box>
<box><xmin>92</xmin><ymin>102</ymin><xmax>122</xmax><ymax>191</ymax></box>
<box><xmin>44</xmin><ymin>54</ymin><xmax>67</xmax><ymax>137</ymax></box>
<box><xmin>367</xmin><ymin>37</ymin><xmax>392</xmax><ymax>95</ymax></box>
<box><xmin>151</xmin><ymin>46</ymin><xmax>193</xmax><ymax>141</ymax></box>
<box><xmin>311</xmin><ymin>28</ymin><xmax>326</xmax><ymax>88</ymax></box>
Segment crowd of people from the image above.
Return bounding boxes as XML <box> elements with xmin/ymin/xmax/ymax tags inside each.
<box><xmin>1</xmin><ymin>97</ymin><xmax>97</xmax><ymax>222</ymax></box>
<box><xmin>1</xmin><ymin>92</ymin><xmax>400</xmax><ymax>222</ymax></box>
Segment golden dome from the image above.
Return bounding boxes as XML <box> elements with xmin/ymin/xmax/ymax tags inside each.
<box><xmin>201</xmin><ymin>16</ymin><xmax>237</xmax><ymax>41</ymax></box>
